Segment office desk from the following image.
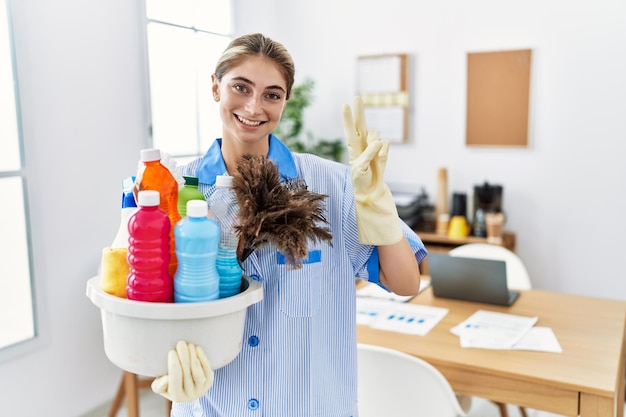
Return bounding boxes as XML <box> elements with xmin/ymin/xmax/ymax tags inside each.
<box><xmin>356</xmin><ymin>285</ymin><xmax>626</xmax><ymax>417</ymax></box>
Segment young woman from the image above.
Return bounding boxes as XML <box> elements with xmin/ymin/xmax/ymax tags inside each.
<box><xmin>151</xmin><ymin>32</ymin><xmax>426</xmax><ymax>417</ymax></box>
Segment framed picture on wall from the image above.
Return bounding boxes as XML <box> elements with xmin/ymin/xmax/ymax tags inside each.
<box><xmin>357</xmin><ymin>54</ymin><xmax>410</xmax><ymax>144</ymax></box>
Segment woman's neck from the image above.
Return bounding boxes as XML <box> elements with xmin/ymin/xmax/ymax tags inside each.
<box><xmin>221</xmin><ymin>135</ymin><xmax>270</xmax><ymax>174</ymax></box>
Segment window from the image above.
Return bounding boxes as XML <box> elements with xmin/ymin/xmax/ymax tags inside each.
<box><xmin>0</xmin><ymin>0</ymin><xmax>37</xmax><ymax>355</ymax></box>
<box><xmin>144</xmin><ymin>0</ymin><xmax>233</xmax><ymax>159</ymax></box>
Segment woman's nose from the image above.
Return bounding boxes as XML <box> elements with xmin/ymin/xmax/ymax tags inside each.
<box><xmin>244</xmin><ymin>94</ymin><xmax>263</xmax><ymax>115</ymax></box>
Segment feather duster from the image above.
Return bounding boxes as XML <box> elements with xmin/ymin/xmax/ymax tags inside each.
<box><xmin>231</xmin><ymin>154</ymin><xmax>333</xmax><ymax>268</ymax></box>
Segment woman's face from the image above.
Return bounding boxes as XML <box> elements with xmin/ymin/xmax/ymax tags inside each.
<box><xmin>213</xmin><ymin>55</ymin><xmax>287</xmax><ymax>148</ymax></box>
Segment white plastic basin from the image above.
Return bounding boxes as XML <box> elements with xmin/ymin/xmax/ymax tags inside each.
<box><xmin>86</xmin><ymin>275</ymin><xmax>263</xmax><ymax>377</ymax></box>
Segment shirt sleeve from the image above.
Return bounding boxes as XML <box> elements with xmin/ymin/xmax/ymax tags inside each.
<box><xmin>342</xmin><ymin>169</ymin><xmax>428</xmax><ymax>284</ymax></box>
<box><xmin>364</xmin><ymin>221</ymin><xmax>428</xmax><ymax>288</ymax></box>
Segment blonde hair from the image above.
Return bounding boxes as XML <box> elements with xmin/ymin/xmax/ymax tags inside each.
<box><xmin>215</xmin><ymin>33</ymin><xmax>295</xmax><ymax>99</ymax></box>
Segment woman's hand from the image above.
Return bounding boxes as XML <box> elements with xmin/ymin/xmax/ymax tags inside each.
<box><xmin>342</xmin><ymin>96</ymin><xmax>402</xmax><ymax>245</ymax></box>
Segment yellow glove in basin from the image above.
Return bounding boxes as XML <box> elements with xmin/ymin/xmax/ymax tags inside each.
<box><xmin>152</xmin><ymin>340</ymin><xmax>214</xmax><ymax>403</ymax></box>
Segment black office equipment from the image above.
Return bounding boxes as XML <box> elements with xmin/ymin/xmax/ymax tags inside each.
<box><xmin>428</xmin><ymin>253</ymin><xmax>519</xmax><ymax>306</ymax></box>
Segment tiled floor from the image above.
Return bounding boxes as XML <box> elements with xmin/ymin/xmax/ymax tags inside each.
<box><xmin>89</xmin><ymin>391</ymin><xmax>587</xmax><ymax>417</ymax></box>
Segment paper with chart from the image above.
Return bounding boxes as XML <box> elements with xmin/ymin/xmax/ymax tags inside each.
<box><xmin>510</xmin><ymin>326</ymin><xmax>563</xmax><ymax>353</ymax></box>
<box><xmin>451</xmin><ymin>310</ymin><xmax>538</xmax><ymax>349</ymax></box>
<box><xmin>356</xmin><ymin>297</ymin><xmax>448</xmax><ymax>336</ymax></box>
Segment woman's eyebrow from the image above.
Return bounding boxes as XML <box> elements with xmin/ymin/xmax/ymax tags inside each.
<box><xmin>266</xmin><ymin>84</ymin><xmax>287</xmax><ymax>93</ymax></box>
<box><xmin>231</xmin><ymin>75</ymin><xmax>254</xmax><ymax>85</ymax></box>
<box><xmin>231</xmin><ymin>76</ymin><xmax>286</xmax><ymax>93</ymax></box>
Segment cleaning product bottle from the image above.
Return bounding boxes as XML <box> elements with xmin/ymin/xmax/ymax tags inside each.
<box><xmin>209</xmin><ymin>175</ymin><xmax>243</xmax><ymax>298</ymax></box>
<box><xmin>174</xmin><ymin>199</ymin><xmax>220</xmax><ymax>303</ymax></box>
<box><xmin>177</xmin><ymin>175</ymin><xmax>205</xmax><ymax>218</ymax></box>
<box><xmin>100</xmin><ymin>176</ymin><xmax>138</xmax><ymax>298</ymax></box>
<box><xmin>111</xmin><ymin>175</ymin><xmax>138</xmax><ymax>248</ymax></box>
<box><xmin>136</xmin><ymin>148</ymin><xmax>181</xmax><ymax>277</ymax></box>
<box><xmin>126</xmin><ymin>190</ymin><xmax>173</xmax><ymax>302</ymax></box>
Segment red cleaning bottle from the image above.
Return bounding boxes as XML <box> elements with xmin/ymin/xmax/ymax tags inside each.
<box><xmin>126</xmin><ymin>190</ymin><xmax>173</xmax><ymax>302</ymax></box>
<box><xmin>136</xmin><ymin>148</ymin><xmax>181</xmax><ymax>276</ymax></box>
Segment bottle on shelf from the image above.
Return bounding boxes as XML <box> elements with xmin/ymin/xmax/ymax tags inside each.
<box><xmin>209</xmin><ymin>175</ymin><xmax>243</xmax><ymax>298</ymax></box>
<box><xmin>178</xmin><ymin>175</ymin><xmax>205</xmax><ymax>218</ymax></box>
<box><xmin>100</xmin><ymin>175</ymin><xmax>138</xmax><ymax>298</ymax></box>
<box><xmin>126</xmin><ymin>190</ymin><xmax>173</xmax><ymax>303</ymax></box>
<box><xmin>174</xmin><ymin>199</ymin><xmax>220</xmax><ymax>303</ymax></box>
<box><xmin>136</xmin><ymin>148</ymin><xmax>181</xmax><ymax>277</ymax></box>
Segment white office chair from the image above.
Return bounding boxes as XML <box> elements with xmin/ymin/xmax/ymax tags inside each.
<box><xmin>357</xmin><ymin>343</ymin><xmax>471</xmax><ymax>417</ymax></box>
<box><xmin>448</xmin><ymin>243</ymin><xmax>531</xmax><ymax>290</ymax></box>
<box><xmin>448</xmin><ymin>243</ymin><xmax>530</xmax><ymax>417</ymax></box>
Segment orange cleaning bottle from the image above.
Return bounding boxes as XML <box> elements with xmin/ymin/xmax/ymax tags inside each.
<box><xmin>136</xmin><ymin>148</ymin><xmax>181</xmax><ymax>276</ymax></box>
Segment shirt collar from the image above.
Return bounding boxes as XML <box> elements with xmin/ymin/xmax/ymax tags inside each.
<box><xmin>196</xmin><ymin>134</ymin><xmax>298</xmax><ymax>185</ymax></box>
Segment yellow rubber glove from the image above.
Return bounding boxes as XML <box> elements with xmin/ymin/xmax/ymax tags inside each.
<box><xmin>342</xmin><ymin>96</ymin><xmax>403</xmax><ymax>246</ymax></box>
<box><xmin>151</xmin><ymin>340</ymin><xmax>214</xmax><ymax>403</ymax></box>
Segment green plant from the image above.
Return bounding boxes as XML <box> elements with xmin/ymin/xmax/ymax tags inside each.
<box><xmin>274</xmin><ymin>78</ymin><xmax>345</xmax><ymax>162</ymax></box>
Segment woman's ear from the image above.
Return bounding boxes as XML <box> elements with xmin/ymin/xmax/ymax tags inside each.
<box><xmin>212</xmin><ymin>74</ymin><xmax>220</xmax><ymax>102</ymax></box>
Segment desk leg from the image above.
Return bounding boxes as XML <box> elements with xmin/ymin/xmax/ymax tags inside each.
<box><xmin>108</xmin><ymin>373</ymin><xmax>126</xmax><ymax>417</ymax></box>
<box><xmin>587</xmin><ymin>323</ymin><xmax>626</xmax><ymax>416</ymax></box>
<box><xmin>124</xmin><ymin>371</ymin><xmax>140</xmax><ymax>417</ymax></box>
<box><xmin>581</xmin><ymin>331</ymin><xmax>624</xmax><ymax>417</ymax></box>
<box><xmin>580</xmin><ymin>393</ymin><xmax>621</xmax><ymax>417</ymax></box>
<box><xmin>620</xmin><ymin>347</ymin><xmax>626</xmax><ymax>417</ymax></box>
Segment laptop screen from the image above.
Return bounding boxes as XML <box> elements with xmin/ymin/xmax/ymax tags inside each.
<box><xmin>427</xmin><ymin>253</ymin><xmax>519</xmax><ymax>306</ymax></box>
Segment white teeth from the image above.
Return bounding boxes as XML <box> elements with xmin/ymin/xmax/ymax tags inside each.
<box><xmin>237</xmin><ymin>115</ymin><xmax>262</xmax><ymax>126</ymax></box>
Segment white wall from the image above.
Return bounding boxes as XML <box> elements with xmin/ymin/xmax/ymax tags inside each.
<box><xmin>238</xmin><ymin>0</ymin><xmax>626</xmax><ymax>298</ymax></box>
<box><xmin>1</xmin><ymin>0</ymin><xmax>625</xmax><ymax>416</ymax></box>
<box><xmin>1</xmin><ymin>0</ymin><xmax>149</xmax><ymax>415</ymax></box>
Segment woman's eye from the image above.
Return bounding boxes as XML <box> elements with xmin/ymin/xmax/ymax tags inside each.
<box><xmin>266</xmin><ymin>92</ymin><xmax>281</xmax><ymax>100</ymax></box>
<box><xmin>234</xmin><ymin>84</ymin><xmax>248</xmax><ymax>93</ymax></box>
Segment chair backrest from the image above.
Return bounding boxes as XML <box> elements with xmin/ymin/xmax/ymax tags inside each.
<box><xmin>448</xmin><ymin>243</ymin><xmax>532</xmax><ymax>290</ymax></box>
<box><xmin>357</xmin><ymin>344</ymin><xmax>469</xmax><ymax>417</ymax></box>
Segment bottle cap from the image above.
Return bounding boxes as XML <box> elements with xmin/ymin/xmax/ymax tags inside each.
<box><xmin>215</xmin><ymin>175</ymin><xmax>234</xmax><ymax>188</ymax></box>
<box><xmin>138</xmin><ymin>190</ymin><xmax>160</xmax><ymax>207</ymax></box>
<box><xmin>122</xmin><ymin>176</ymin><xmax>136</xmax><ymax>192</ymax></box>
<box><xmin>184</xmin><ymin>176</ymin><xmax>199</xmax><ymax>186</ymax></box>
<box><xmin>140</xmin><ymin>148</ymin><xmax>161</xmax><ymax>162</ymax></box>
<box><xmin>186</xmin><ymin>200</ymin><xmax>208</xmax><ymax>218</ymax></box>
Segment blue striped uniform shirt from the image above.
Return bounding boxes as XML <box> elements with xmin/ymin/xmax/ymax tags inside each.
<box><xmin>173</xmin><ymin>135</ymin><xmax>426</xmax><ymax>417</ymax></box>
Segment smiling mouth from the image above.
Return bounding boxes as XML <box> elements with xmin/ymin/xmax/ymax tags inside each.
<box><xmin>237</xmin><ymin>115</ymin><xmax>264</xmax><ymax>127</ymax></box>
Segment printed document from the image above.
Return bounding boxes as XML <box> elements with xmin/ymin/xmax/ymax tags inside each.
<box><xmin>356</xmin><ymin>297</ymin><xmax>448</xmax><ymax>336</ymax></box>
<box><xmin>451</xmin><ymin>310</ymin><xmax>538</xmax><ymax>349</ymax></box>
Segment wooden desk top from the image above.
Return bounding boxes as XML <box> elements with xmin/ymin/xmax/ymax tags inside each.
<box><xmin>357</xmin><ymin>282</ymin><xmax>626</xmax><ymax>414</ymax></box>
<box><xmin>417</xmin><ymin>231</ymin><xmax>514</xmax><ymax>247</ymax></box>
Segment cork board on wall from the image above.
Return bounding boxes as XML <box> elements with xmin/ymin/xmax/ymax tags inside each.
<box><xmin>466</xmin><ymin>49</ymin><xmax>532</xmax><ymax>147</ymax></box>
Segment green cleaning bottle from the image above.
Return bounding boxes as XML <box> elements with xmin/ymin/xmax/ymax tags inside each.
<box><xmin>178</xmin><ymin>176</ymin><xmax>205</xmax><ymax>218</ymax></box>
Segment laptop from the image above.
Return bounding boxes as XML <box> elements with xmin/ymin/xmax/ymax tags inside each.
<box><xmin>427</xmin><ymin>253</ymin><xmax>520</xmax><ymax>306</ymax></box>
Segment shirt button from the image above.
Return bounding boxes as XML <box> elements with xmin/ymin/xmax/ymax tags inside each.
<box><xmin>248</xmin><ymin>335</ymin><xmax>259</xmax><ymax>347</ymax></box>
<box><xmin>248</xmin><ymin>398</ymin><xmax>259</xmax><ymax>410</ymax></box>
